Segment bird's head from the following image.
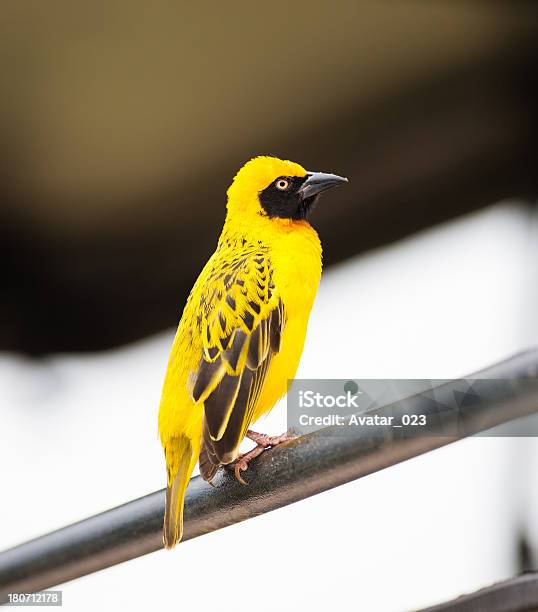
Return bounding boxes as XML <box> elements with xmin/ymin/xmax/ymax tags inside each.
<box><xmin>226</xmin><ymin>156</ymin><xmax>347</xmax><ymax>224</ymax></box>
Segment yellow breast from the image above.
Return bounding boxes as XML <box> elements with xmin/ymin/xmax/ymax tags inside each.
<box><xmin>251</xmin><ymin>219</ymin><xmax>322</xmax><ymax>421</ymax></box>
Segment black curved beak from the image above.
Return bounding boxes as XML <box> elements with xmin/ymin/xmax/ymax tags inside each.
<box><xmin>299</xmin><ymin>171</ymin><xmax>348</xmax><ymax>200</ymax></box>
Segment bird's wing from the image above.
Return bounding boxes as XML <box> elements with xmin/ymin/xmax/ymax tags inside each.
<box><xmin>187</xmin><ymin>247</ymin><xmax>285</xmax><ymax>479</ymax></box>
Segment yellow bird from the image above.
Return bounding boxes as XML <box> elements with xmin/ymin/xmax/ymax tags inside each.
<box><xmin>158</xmin><ymin>155</ymin><xmax>347</xmax><ymax>548</ymax></box>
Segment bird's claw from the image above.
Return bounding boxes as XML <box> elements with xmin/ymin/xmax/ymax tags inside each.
<box><xmin>227</xmin><ymin>429</ymin><xmax>298</xmax><ymax>485</ymax></box>
<box><xmin>234</xmin><ymin>460</ymin><xmax>249</xmax><ymax>485</ymax></box>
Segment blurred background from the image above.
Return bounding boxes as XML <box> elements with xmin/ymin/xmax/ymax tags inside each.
<box><xmin>1</xmin><ymin>2</ymin><xmax>537</xmax><ymax>610</ymax></box>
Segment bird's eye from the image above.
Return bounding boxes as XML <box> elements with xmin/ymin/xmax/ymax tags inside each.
<box><xmin>275</xmin><ymin>178</ymin><xmax>289</xmax><ymax>191</ymax></box>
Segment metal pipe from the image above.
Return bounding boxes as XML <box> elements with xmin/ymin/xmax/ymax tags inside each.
<box><xmin>1</xmin><ymin>349</ymin><xmax>537</xmax><ymax>600</ymax></box>
<box><xmin>419</xmin><ymin>572</ymin><xmax>538</xmax><ymax>611</ymax></box>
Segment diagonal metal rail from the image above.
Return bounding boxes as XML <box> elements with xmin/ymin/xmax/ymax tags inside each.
<box><xmin>0</xmin><ymin>349</ymin><xmax>537</xmax><ymax>601</ymax></box>
<box><xmin>419</xmin><ymin>572</ymin><xmax>538</xmax><ymax>612</ymax></box>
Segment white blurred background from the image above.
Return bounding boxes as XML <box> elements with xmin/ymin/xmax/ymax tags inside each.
<box><xmin>1</xmin><ymin>201</ymin><xmax>537</xmax><ymax>611</ymax></box>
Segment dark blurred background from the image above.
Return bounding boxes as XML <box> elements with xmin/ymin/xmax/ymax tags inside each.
<box><xmin>1</xmin><ymin>1</ymin><xmax>537</xmax><ymax>355</ymax></box>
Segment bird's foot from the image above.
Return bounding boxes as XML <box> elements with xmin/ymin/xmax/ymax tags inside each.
<box><xmin>228</xmin><ymin>429</ymin><xmax>298</xmax><ymax>485</ymax></box>
<box><xmin>245</xmin><ymin>429</ymin><xmax>298</xmax><ymax>447</ymax></box>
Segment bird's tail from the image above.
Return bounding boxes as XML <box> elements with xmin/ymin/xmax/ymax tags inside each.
<box><xmin>163</xmin><ymin>437</ymin><xmax>193</xmax><ymax>549</ymax></box>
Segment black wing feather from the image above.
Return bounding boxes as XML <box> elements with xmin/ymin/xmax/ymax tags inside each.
<box><xmin>198</xmin><ymin>300</ymin><xmax>285</xmax><ymax>480</ymax></box>
<box><xmin>191</xmin><ymin>247</ymin><xmax>286</xmax><ymax>482</ymax></box>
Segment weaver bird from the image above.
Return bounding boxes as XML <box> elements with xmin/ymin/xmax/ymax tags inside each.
<box><xmin>159</xmin><ymin>156</ymin><xmax>347</xmax><ymax>548</ymax></box>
